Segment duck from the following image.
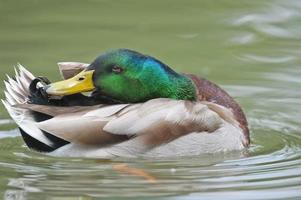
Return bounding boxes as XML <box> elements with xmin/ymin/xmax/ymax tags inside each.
<box><xmin>2</xmin><ymin>49</ymin><xmax>249</xmax><ymax>158</ymax></box>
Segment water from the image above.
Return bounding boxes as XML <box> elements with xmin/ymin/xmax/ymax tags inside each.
<box><xmin>0</xmin><ymin>0</ymin><xmax>301</xmax><ymax>199</ymax></box>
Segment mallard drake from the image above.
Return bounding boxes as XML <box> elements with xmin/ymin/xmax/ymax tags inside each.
<box><xmin>2</xmin><ymin>49</ymin><xmax>249</xmax><ymax>158</ymax></box>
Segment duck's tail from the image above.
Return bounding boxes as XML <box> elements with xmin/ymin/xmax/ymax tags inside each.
<box><xmin>2</xmin><ymin>64</ymin><xmax>68</xmax><ymax>152</ymax></box>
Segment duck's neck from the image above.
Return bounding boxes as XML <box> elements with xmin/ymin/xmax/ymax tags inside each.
<box><xmin>165</xmin><ymin>74</ymin><xmax>197</xmax><ymax>101</ymax></box>
<box><xmin>144</xmin><ymin>59</ymin><xmax>197</xmax><ymax>101</ymax></box>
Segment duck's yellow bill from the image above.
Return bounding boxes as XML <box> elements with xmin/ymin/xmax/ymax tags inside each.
<box><xmin>45</xmin><ymin>70</ymin><xmax>95</xmax><ymax>96</ymax></box>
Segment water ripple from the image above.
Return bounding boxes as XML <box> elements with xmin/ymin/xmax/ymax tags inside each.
<box><xmin>0</xmin><ymin>0</ymin><xmax>301</xmax><ymax>199</ymax></box>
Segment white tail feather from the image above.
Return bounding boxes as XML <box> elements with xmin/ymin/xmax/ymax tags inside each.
<box><xmin>17</xmin><ymin>63</ymin><xmax>35</xmax><ymax>80</ymax></box>
<box><xmin>3</xmin><ymin>81</ymin><xmax>23</xmax><ymax>104</ymax></box>
<box><xmin>4</xmin><ymin>91</ymin><xmax>16</xmax><ymax>105</ymax></box>
<box><xmin>14</xmin><ymin>66</ymin><xmax>28</xmax><ymax>95</ymax></box>
<box><xmin>2</xmin><ymin>65</ymin><xmax>54</xmax><ymax>147</ymax></box>
<box><xmin>6</xmin><ymin>74</ymin><xmax>27</xmax><ymax>97</ymax></box>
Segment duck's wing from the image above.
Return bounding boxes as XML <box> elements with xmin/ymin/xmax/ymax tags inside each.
<box><xmin>57</xmin><ymin>62</ymin><xmax>89</xmax><ymax>79</ymax></box>
<box><xmin>30</xmin><ymin>104</ymin><xmax>131</xmax><ymax>147</ymax></box>
<box><xmin>10</xmin><ymin>97</ymin><xmax>227</xmax><ymax>155</ymax></box>
<box><xmin>103</xmin><ymin>99</ymin><xmax>225</xmax><ymax>149</ymax></box>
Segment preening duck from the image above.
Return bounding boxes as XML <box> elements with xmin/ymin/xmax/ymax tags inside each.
<box><xmin>2</xmin><ymin>49</ymin><xmax>249</xmax><ymax>157</ymax></box>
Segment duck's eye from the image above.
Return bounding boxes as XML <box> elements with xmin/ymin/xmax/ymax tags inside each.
<box><xmin>77</xmin><ymin>77</ymin><xmax>85</xmax><ymax>81</ymax></box>
<box><xmin>112</xmin><ymin>66</ymin><xmax>123</xmax><ymax>74</ymax></box>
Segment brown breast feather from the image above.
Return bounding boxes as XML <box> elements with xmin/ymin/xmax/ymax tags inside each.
<box><xmin>185</xmin><ymin>74</ymin><xmax>250</xmax><ymax>145</ymax></box>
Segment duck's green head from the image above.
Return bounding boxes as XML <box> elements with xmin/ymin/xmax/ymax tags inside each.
<box><xmin>46</xmin><ymin>49</ymin><xmax>197</xmax><ymax>103</ymax></box>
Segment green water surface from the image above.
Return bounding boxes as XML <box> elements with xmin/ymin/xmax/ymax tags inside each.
<box><xmin>0</xmin><ymin>0</ymin><xmax>301</xmax><ymax>199</ymax></box>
